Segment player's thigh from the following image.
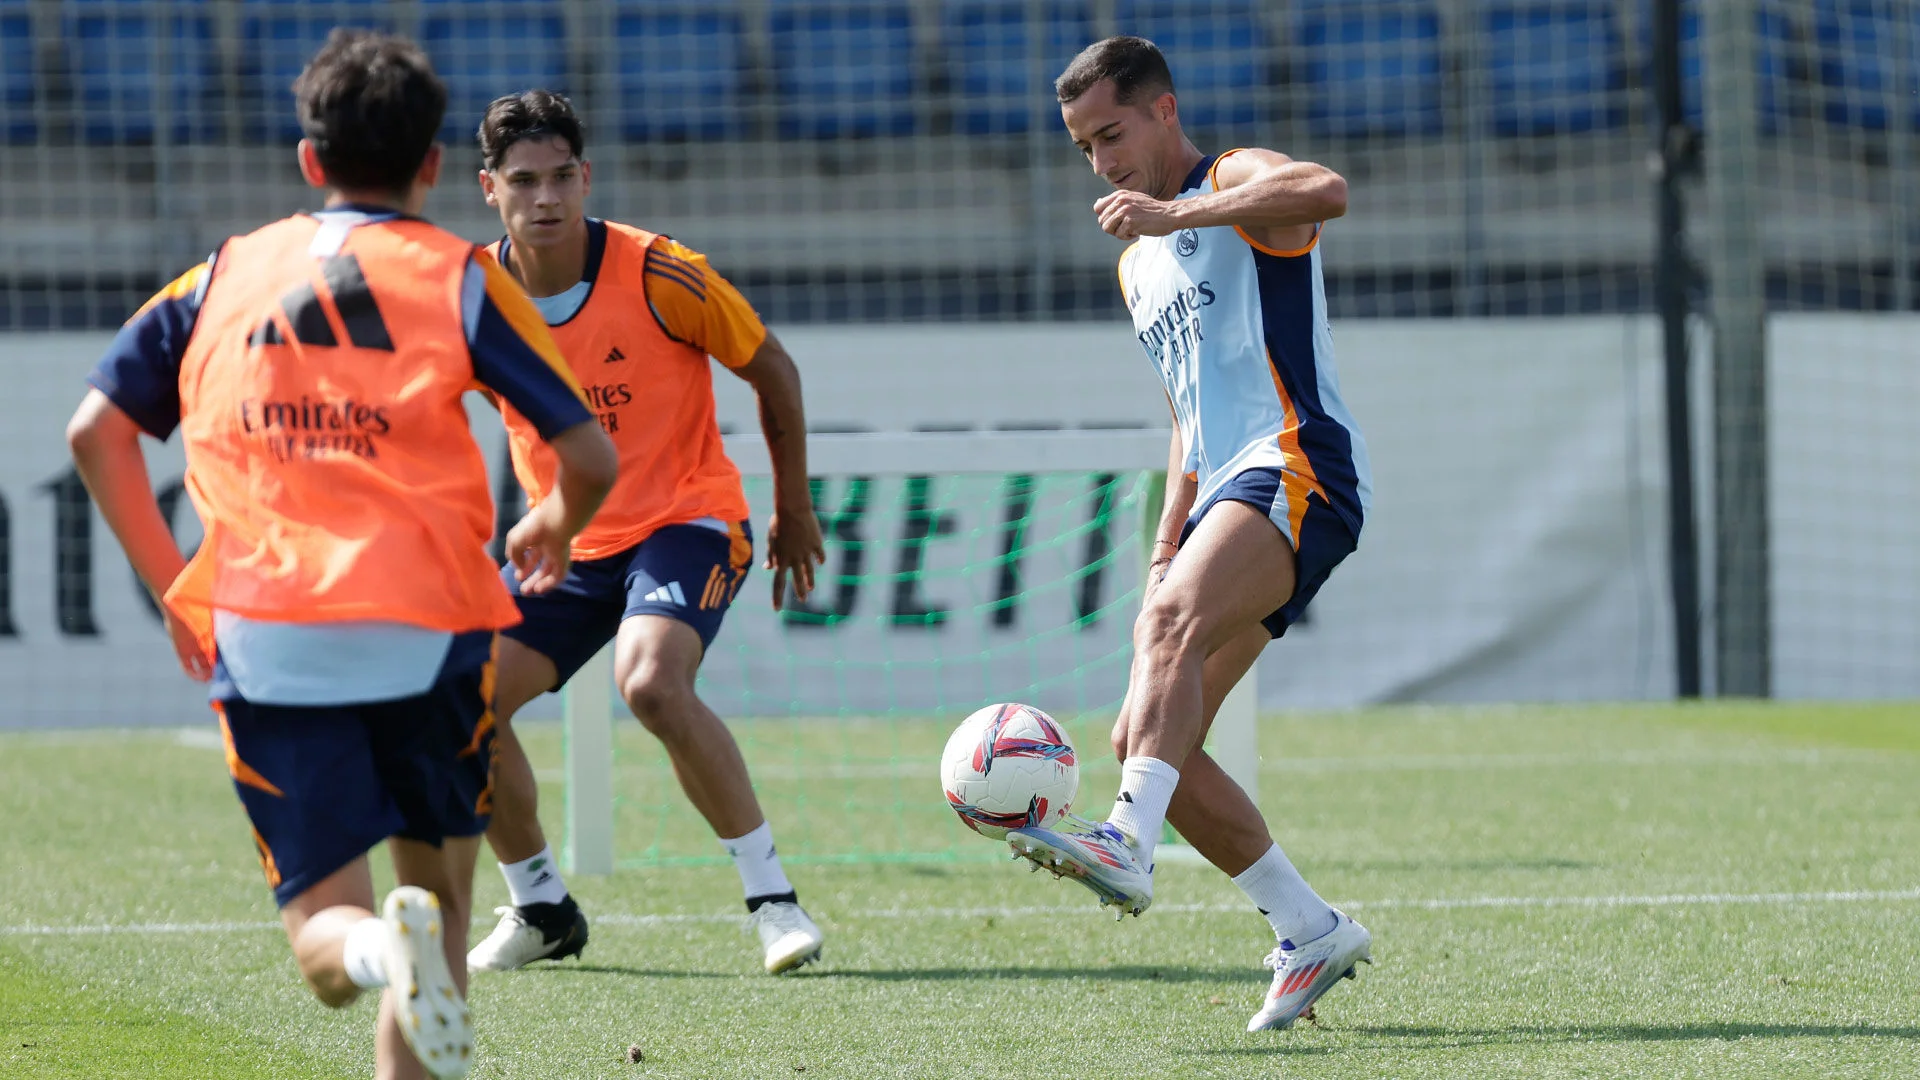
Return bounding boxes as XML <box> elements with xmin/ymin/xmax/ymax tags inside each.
<box><xmin>496</xmin><ymin>550</ymin><xmax>626</xmax><ymax>701</ymax></box>
<box><xmin>279</xmin><ymin>855</ymin><xmax>377</xmax><ymax>945</ymax></box>
<box><xmin>491</xmin><ymin>635</ymin><xmax>560</xmax><ymax>722</ymax></box>
<box><xmin>1144</xmin><ymin>499</ymin><xmax>1298</xmax><ymax>657</ymax></box>
<box><xmin>388</xmin><ymin>835</ymin><xmax>482</xmax><ymax>917</ymax></box>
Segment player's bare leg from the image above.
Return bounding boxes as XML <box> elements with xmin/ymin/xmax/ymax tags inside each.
<box><xmin>1155</xmin><ymin>623</ymin><xmax>1273</xmax><ymax>876</ymax></box>
<box><xmin>483</xmin><ymin>637</ymin><xmax>562</xmax><ymax>864</ymax></box>
<box><xmin>1011</xmin><ymin>502</ymin><xmax>1294</xmax><ymax>914</ymax></box>
<box><xmin>281</xmin><ymin>857</ymin><xmax>380</xmax><ymax>1008</ymax></box>
<box><xmin>469</xmin><ymin>638</ymin><xmax>589</xmax><ymax>972</ymax></box>
<box><xmin>1121</xmin><ymin>501</ymin><xmax>1296</xmax><ymax>767</ymax></box>
<box><xmin>280</xmin><ymin>844</ymin><xmax>477</xmax><ymax>1079</ymax></box>
<box><xmin>615</xmin><ymin>614</ymin><xmax>822</xmax><ymax>973</ymax></box>
<box><xmin>615</xmin><ymin>615</ymin><xmax>762</xmax><ymax>836</ymax></box>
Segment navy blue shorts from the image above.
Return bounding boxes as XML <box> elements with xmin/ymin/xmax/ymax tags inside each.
<box><xmin>214</xmin><ymin>632</ymin><xmax>497</xmax><ymax>908</ymax></box>
<box><xmin>500</xmin><ymin>520</ymin><xmax>753</xmax><ymax>688</ymax></box>
<box><xmin>1179</xmin><ymin>467</ymin><xmax>1359</xmax><ymax>639</ymax></box>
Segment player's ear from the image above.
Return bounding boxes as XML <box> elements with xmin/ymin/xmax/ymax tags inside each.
<box><xmin>416</xmin><ymin>143</ymin><xmax>444</xmax><ymax>190</ymax></box>
<box><xmin>580</xmin><ymin>158</ymin><xmax>592</xmax><ymax>198</ymax></box>
<box><xmin>1156</xmin><ymin>92</ymin><xmax>1178</xmax><ymax>127</ymax></box>
<box><xmin>479</xmin><ymin>167</ymin><xmax>496</xmax><ymax>205</ymax></box>
<box><xmin>295</xmin><ymin>139</ymin><xmax>328</xmax><ymax>189</ymax></box>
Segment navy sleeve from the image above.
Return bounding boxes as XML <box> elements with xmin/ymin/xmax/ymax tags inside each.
<box><xmin>85</xmin><ymin>261</ymin><xmax>212</xmax><ymax>440</ymax></box>
<box><xmin>463</xmin><ymin>255</ymin><xmax>595</xmax><ymax>440</ymax></box>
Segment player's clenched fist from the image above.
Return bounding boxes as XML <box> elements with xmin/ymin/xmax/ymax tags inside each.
<box><xmin>1095</xmin><ymin>190</ymin><xmax>1183</xmax><ymax>240</ymax></box>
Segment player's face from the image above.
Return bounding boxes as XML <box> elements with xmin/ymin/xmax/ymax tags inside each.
<box><xmin>1062</xmin><ymin>79</ymin><xmax>1176</xmax><ymax>198</ymax></box>
<box><xmin>480</xmin><ymin>135</ymin><xmax>591</xmax><ymax>250</ymax></box>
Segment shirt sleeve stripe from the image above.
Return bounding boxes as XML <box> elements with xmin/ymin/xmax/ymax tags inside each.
<box><xmin>644</xmin><ymin>259</ymin><xmax>707</xmax><ymax>299</ymax></box>
<box><xmin>649</xmin><ymin>247</ymin><xmax>706</xmax><ymax>278</ymax></box>
<box><xmin>644</xmin><ymin>264</ymin><xmax>709</xmax><ymax>303</ymax></box>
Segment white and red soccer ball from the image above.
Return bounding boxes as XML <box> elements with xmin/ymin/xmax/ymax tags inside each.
<box><xmin>940</xmin><ymin>703</ymin><xmax>1079</xmax><ymax>839</ymax></box>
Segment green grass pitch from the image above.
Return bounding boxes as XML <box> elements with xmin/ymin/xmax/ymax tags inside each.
<box><xmin>4</xmin><ymin>702</ymin><xmax>1918</xmax><ymax>1079</ymax></box>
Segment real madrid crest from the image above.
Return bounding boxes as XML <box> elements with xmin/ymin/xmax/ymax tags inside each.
<box><xmin>1175</xmin><ymin>229</ymin><xmax>1200</xmax><ymax>257</ymax></box>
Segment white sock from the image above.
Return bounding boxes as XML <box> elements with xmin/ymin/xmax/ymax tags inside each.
<box><xmin>1232</xmin><ymin>842</ymin><xmax>1337</xmax><ymax>946</ymax></box>
<box><xmin>1107</xmin><ymin>756</ymin><xmax>1180</xmax><ymax>865</ymax></box>
<box><xmin>341</xmin><ymin>916</ymin><xmax>390</xmax><ymax>990</ymax></box>
<box><xmin>721</xmin><ymin>821</ymin><xmax>794</xmax><ymax>902</ymax></box>
<box><xmin>500</xmin><ymin>845</ymin><xmax>569</xmax><ymax>908</ymax></box>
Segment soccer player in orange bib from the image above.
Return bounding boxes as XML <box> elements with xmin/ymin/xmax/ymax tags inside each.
<box><xmin>64</xmin><ymin>32</ymin><xmax>616</xmax><ymax>1080</ymax></box>
<box><xmin>461</xmin><ymin>90</ymin><xmax>829</xmax><ymax>976</ymax></box>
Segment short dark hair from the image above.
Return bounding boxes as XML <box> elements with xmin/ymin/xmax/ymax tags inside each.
<box><xmin>293</xmin><ymin>29</ymin><xmax>446</xmax><ymax>195</ymax></box>
<box><xmin>1055</xmin><ymin>36</ymin><xmax>1176</xmax><ymax>108</ymax></box>
<box><xmin>479</xmin><ymin>90</ymin><xmax>586</xmax><ymax>171</ymax></box>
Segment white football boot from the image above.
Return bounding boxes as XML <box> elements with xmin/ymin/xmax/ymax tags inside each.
<box><xmin>748</xmin><ymin>901</ymin><xmax>824</xmax><ymax>974</ymax></box>
<box><xmin>467</xmin><ymin>900</ymin><xmax>589</xmax><ymax>972</ymax></box>
<box><xmin>381</xmin><ymin>886</ymin><xmax>474</xmax><ymax>1078</ymax></box>
<box><xmin>1246</xmin><ymin>908</ymin><xmax>1373</xmax><ymax>1032</ymax></box>
<box><xmin>1006</xmin><ymin>815</ymin><xmax>1154</xmax><ymax>918</ymax></box>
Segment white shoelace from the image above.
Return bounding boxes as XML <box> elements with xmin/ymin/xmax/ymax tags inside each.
<box><xmin>487</xmin><ymin>906</ymin><xmax>528</xmax><ymax>929</ymax></box>
<box><xmin>752</xmin><ymin>903</ymin><xmax>809</xmax><ymax>935</ymax></box>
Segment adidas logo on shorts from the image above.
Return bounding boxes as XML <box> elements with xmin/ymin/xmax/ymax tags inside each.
<box><xmin>642</xmin><ymin>582</ymin><xmax>687</xmax><ymax>606</ymax></box>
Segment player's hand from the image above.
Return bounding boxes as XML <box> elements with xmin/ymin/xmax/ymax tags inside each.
<box><xmin>1095</xmin><ymin>190</ymin><xmax>1184</xmax><ymax>240</ymax></box>
<box><xmin>766</xmin><ymin>500</ymin><xmax>826</xmax><ymax>610</ymax></box>
<box><xmin>504</xmin><ymin>505</ymin><xmax>574</xmax><ymax>596</ymax></box>
<box><xmin>162</xmin><ymin>605</ymin><xmax>212</xmax><ymax>682</ymax></box>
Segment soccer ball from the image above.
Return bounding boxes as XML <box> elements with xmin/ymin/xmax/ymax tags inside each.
<box><xmin>940</xmin><ymin>703</ymin><xmax>1078</xmax><ymax>840</ymax></box>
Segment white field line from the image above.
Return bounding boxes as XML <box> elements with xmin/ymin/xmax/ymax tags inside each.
<box><xmin>165</xmin><ymin>726</ymin><xmax>1906</xmax><ymax>780</ymax></box>
<box><xmin>8</xmin><ymin>888</ymin><xmax>1917</xmax><ymax>938</ymax></box>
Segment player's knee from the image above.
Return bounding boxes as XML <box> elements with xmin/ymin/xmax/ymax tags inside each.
<box><xmin>304</xmin><ymin>968</ymin><xmax>359</xmax><ymax>1009</ymax></box>
<box><xmin>622</xmin><ymin>668</ymin><xmax>694</xmax><ymax>733</ymax></box>
<box><xmin>1133</xmin><ymin>593</ymin><xmax>1207</xmax><ymax>666</ymax></box>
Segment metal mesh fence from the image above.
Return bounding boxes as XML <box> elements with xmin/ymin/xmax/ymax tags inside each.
<box><xmin>2</xmin><ymin>0</ymin><xmax>1913</xmax><ymax>329</ymax></box>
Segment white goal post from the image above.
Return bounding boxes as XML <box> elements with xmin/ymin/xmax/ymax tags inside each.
<box><xmin>560</xmin><ymin>430</ymin><xmax>1258</xmax><ymax>875</ymax></box>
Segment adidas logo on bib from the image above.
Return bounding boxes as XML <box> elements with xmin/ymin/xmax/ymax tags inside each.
<box><xmin>643</xmin><ymin>582</ymin><xmax>687</xmax><ymax>606</ymax></box>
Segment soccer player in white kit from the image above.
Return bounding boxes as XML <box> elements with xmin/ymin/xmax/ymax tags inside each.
<box><xmin>1005</xmin><ymin>37</ymin><xmax>1375</xmax><ymax>1032</ymax></box>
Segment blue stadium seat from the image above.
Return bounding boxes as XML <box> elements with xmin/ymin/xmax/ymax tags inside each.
<box><xmin>1484</xmin><ymin>2</ymin><xmax>1625</xmax><ymax>136</ymax></box>
<box><xmin>241</xmin><ymin>0</ymin><xmax>394</xmax><ymax>143</ymax></box>
<box><xmin>1</xmin><ymin>0</ymin><xmax>35</xmax><ymax>143</ymax></box>
<box><xmin>419</xmin><ymin>0</ymin><xmax>569</xmax><ymax>141</ymax></box>
<box><xmin>941</xmin><ymin>1</ymin><xmax>1095</xmax><ymax>135</ymax></box>
<box><xmin>1114</xmin><ymin>0</ymin><xmax>1268</xmax><ymax>131</ymax></box>
<box><xmin>769</xmin><ymin>1</ymin><xmax>918</xmax><ymax>139</ymax></box>
<box><xmin>613</xmin><ymin>2</ymin><xmax>748</xmax><ymax>141</ymax></box>
<box><xmin>1815</xmin><ymin>0</ymin><xmax>1918</xmax><ymax>130</ymax></box>
<box><xmin>1294</xmin><ymin>0</ymin><xmax>1444</xmax><ymax>138</ymax></box>
<box><xmin>62</xmin><ymin>0</ymin><xmax>221</xmax><ymax>144</ymax></box>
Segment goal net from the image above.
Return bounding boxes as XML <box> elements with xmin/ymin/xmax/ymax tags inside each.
<box><xmin>557</xmin><ymin>430</ymin><xmax>1260</xmax><ymax>872</ymax></box>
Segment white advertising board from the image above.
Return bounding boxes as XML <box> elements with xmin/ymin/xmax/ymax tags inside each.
<box><xmin>1</xmin><ymin>315</ymin><xmax>1912</xmax><ymax>729</ymax></box>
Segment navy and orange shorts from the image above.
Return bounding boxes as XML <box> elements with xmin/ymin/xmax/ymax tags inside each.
<box><xmin>215</xmin><ymin>631</ymin><xmax>498</xmax><ymax>908</ymax></box>
<box><xmin>500</xmin><ymin>520</ymin><xmax>753</xmax><ymax>688</ymax></box>
<box><xmin>1179</xmin><ymin>466</ymin><xmax>1359</xmax><ymax>639</ymax></box>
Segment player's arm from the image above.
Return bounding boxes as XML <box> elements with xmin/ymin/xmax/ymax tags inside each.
<box><xmin>646</xmin><ymin>237</ymin><xmax>825</xmax><ymax>608</ymax></box>
<box><xmin>730</xmin><ymin>335</ymin><xmax>822</xmax><ymax>608</ymax></box>
<box><xmin>466</xmin><ymin>252</ymin><xmax>618</xmax><ymax>592</ymax></box>
<box><xmin>66</xmin><ymin>262</ymin><xmax>214</xmax><ymax>679</ymax></box>
<box><xmin>1095</xmin><ymin>149</ymin><xmax>1346</xmax><ymax>252</ymax></box>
